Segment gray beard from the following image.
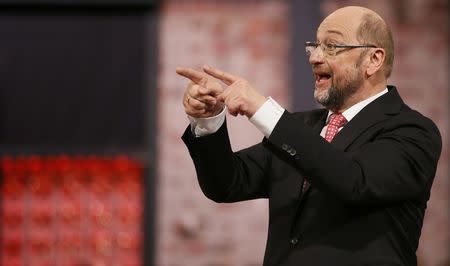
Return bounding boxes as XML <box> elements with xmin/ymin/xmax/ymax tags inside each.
<box><xmin>315</xmin><ymin>52</ymin><xmax>366</xmax><ymax>111</ymax></box>
<box><xmin>317</xmin><ymin>71</ymin><xmax>364</xmax><ymax>111</ymax></box>
<box><xmin>316</xmin><ymin>78</ymin><xmax>362</xmax><ymax>112</ymax></box>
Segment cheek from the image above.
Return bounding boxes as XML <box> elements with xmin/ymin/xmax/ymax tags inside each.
<box><xmin>332</xmin><ymin>65</ymin><xmax>356</xmax><ymax>85</ymax></box>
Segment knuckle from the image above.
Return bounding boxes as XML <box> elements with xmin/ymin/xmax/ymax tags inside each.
<box><xmin>194</xmin><ymin>102</ymin><xmax>205</xmax><ymax>109</ymax></box>
<box><xmin>199</xmin><ymin>87</ymin><xmax>208</xmax><ymax>94</ymax></box>
<box><xmin>190</xmin><ymin>84</ymin><xmax>199</xmax><ymax>92</ymax></box>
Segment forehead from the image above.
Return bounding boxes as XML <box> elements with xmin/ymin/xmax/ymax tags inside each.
<box><xmin>317</xmin><ymin>14</ymin><xmax>360</xmax><ymax>41</ymax></box>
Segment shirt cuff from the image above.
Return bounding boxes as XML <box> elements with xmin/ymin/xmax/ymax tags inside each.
<box><xmin>249</xmin><ymin>97</ymin><xmax>285</xmax><ymax>138</ymax></box>
<box><xmin>188</xmin><ymin>107</ymin><xmax>226</xmax><ymax>137</ymax></box>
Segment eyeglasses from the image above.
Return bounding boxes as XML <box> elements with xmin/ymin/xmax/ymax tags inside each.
<box><xmin>305</xmin><ymin>41</ymin><xmax>377</xmax><ymax>57</ymax></box>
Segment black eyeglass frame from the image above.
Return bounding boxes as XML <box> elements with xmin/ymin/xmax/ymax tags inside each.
<box><xmin>305</xmin><ymin>41</ymin><xmax>377</xmax><ymax>56</ymax></box>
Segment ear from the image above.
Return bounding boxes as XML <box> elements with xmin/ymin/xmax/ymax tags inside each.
<box><xmin>366</xmin><ymin>48</ymin><xmax>385</xmax><ymax>76</ymax></box>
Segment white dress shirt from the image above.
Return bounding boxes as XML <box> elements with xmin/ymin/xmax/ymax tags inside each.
<box><xmin>188</xmin><ymin>89</ymin><xmax>388</xmax><ymax>138</ymax></box>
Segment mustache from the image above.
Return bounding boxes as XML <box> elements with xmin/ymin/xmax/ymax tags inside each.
<box><xmin>312</xmin><ymin>66</ymin><xmax>331</xmax><ymax>73</ymax></box>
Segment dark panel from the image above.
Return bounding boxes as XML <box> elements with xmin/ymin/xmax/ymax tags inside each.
<box><xmin>142</xmin><ymin>10</ymin><xmax>158</xmax><ymax>266</ymax></box>
<box><xmin>0</xmin><ymin>11</ymin><xmax>151</xmax><ymax>151</ymax></box>
<box><xmin>0</xmin><ymin>7</ymin><xmax>158</xmax><ymax>266</ymax></box>
<box><xmin>290</xmin><ymin>0</ymin><xmax>322</xmax><ymax>111</ymax></box>
<box><xmin>0</xmin><ymin>0</ymin><xmax>157</xmax><ymax>6</ymax></box>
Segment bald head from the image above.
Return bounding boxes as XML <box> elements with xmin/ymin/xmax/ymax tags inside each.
<box><xmin>326</xmin><ymin>6</ymin><xmax>382</xmax><ymax>22</ymax></box>
<box><xmin>321</xmin><ymin>6</ymin><xmax>377</xmax><ymax>30</ymax></box>
<box><xmin>319</xmin><ymin>6</ymin><xmax>394</xmax><ymax>78</ymax></box>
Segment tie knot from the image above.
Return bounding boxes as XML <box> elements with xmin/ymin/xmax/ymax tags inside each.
<box><xmin>328</xmin><ymin>113</ymin><xmax>347</xmax><ymax>128</ymax></box>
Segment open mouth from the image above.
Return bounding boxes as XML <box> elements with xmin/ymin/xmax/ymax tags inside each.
<box><xmin>314</xmin><ymin>72</ymin><xmax>331</xmax><ymax>88</ymax></box>
<box><xmin>315</xmin><ymin>73</ymin><xmax>331</xmax><ymax>82</ymax></box>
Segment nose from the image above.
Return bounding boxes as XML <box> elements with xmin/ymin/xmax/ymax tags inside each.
<box><xmin>308</xmin><ymin>48</ymin><xmax>325</xmax><ymax>65</ymax></box>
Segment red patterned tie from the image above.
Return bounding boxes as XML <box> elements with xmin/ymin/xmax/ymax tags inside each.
<box><xmin>302</xmin><ymin>113</ymin><xmax>347</xmax><ymax>192</ymax></box>
<box><xmin>324</xmin><ymin>113</ymin><xmax>347</xmax><ymax>142</ymax></box>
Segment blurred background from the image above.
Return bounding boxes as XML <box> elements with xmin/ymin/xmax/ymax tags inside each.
<box><xmin>0</xmin><ymin>0</ymin><xmax>448</xmax><ymax>266</ymax></box>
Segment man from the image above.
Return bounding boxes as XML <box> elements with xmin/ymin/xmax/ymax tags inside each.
<box><xmin>177</xmin><ymin>6</ymin><xmax>441</xmax><ymax>266</ymax></box>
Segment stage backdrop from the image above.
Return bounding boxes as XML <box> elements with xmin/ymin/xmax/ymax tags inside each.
<box><xmin>157</xmin><ymin>2</ymin><xmax>290</xmax><ymax>265</ymax></box>
<box><xmin>0</xmin><ymin>5</ymin><xmax>158</xmax><ymax>266</ymax></box>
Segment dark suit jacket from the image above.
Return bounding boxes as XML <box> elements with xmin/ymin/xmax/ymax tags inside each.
<box><xmin>181</xmin><ymin>86</ymin><xmax>442</xmax><ymax>266</ymax></box>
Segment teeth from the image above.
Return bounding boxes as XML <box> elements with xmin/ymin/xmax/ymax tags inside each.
<box><xmin>316</xmin><ymin>74</ymin><xmax>330</xmax><ymax>82</ymax></box>
<box><xmin>315</xmin><ymin>73</ymin><xmax>331</xmax><ymax>82</ymax></box>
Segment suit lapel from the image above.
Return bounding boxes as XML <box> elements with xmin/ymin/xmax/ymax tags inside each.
<box><xmin>330</xmin><ymin>86</ymin><xmax>403</xmax><ymax>150</ymax></box>
<box><xmin>305</xmin><ymin>109</ymin><xmax>328</xmax><ymax>134</ymax></box>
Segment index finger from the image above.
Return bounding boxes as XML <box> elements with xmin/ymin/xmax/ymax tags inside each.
<box><xmin>176</xmin><ymin>67</ymin><xmax>208</xmax><ymax>86</ymax></box>
<box><xmin>202</xmin><ymin>65</ymin><xmax>238</xmax><ymax>85</ymax></box>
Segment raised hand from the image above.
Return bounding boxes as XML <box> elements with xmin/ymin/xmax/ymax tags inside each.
<box><xmin>202</xmin><ymin>65</ymin><xmax>266</xmax><ymax>118</ymax></box>
<box><xmin>176</xmin><ymin>67</ymin><xmax>224</xmax><ymax>118</ymax></box>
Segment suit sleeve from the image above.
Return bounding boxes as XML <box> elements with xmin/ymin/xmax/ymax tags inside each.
<box><xmin>182</xmin><ymin>120</ymin><xmax>271</xmax><ymax>203</ymax></box>
<box><xmin>266</xmin><ymin>110</ymin><xmax>442</xmax><ymax>206</ymax></box>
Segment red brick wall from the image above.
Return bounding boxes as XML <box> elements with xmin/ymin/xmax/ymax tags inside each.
<box><xmin>157</xmin><ymin>2</ymin><xmax>290</xmax><ymax>265</ymax></box>
<box><xmin>157</xmin><ymin>1</ymin><xmax>449</xmax><ymax>265</ymax></box>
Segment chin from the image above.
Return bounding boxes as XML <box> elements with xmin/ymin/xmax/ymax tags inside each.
<box><xmin>314</xmin><ymin>87</ymin><xmax>330</xmax><ymax>105</ymax></box>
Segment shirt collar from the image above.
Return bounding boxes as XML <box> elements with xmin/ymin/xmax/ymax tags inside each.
<box><xmin>326</xmin><ymin>88</ymin><xmax>389</xmax><ymax>124</ymax></box>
